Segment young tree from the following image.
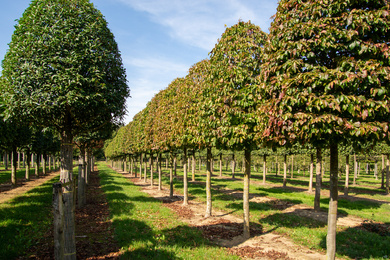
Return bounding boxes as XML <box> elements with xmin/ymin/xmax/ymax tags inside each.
<box><xmin>1</xmin><ymin>0</ymin><xmax>129</xmax><ymax>258</ymax></box>
<box><xmin>206</xmin><ymin>21</ymin><xmax>267</xmax><ymax>239</ymax></box>
<box><xmin>259</xmin><ymin>1</ymin><xmax>390</xmax><ymax>258</ymax></box>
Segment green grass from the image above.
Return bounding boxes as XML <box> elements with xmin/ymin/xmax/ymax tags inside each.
<box><xmin>0</xmin><ymin>167</ymin><xmax>56</xmax><ymax>185</ymax></box>
<box><xmin>98</xmin><ymin>163</ymin><xmax>239</xmax><ymax>260</ymax></box>
<box><xmin>132</xmin><ymin>164</ymin><xmax>390</xmax><ymax>259</ymax></box>
<box><xmin>0</xmin><ymin>175</ymin><xmax>60</xmax><ymax>259</ymax></box>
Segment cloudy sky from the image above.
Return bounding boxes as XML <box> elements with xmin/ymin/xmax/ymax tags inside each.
<box><xmin>0</xmin><ymin>0</ymin><xmax>279</xmax><ymax>125</ymax></box>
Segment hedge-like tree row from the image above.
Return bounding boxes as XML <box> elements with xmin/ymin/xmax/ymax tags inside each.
<box><xmin>105</xmin><ymin>1</ymin><xmax>390</xmax><ymax>258</ymax></box>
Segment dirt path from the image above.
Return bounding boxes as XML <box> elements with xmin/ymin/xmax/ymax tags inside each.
<box><xmin>0</xmin><ymin>170</ymin><xmax>60</xmax><ymax>204</ymax></box>
<box><xmin>119</xmin><ymin>171</ymin><xmax>330</xmax><ymax>260</ymax></box>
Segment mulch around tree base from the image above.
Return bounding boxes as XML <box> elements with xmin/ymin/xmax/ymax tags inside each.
<box><xmin>21</xmin><ymin>170</ymin><xmax>122</xmax><ymax>259</ymax></box>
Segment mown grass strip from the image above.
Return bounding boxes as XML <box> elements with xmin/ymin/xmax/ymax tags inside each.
<box><xmin>98</xmin><ymin>163</ymin><xmax>238</xmax><ymax>260</ymax></box>
<box><xmin>0</xmin><ymin>175</ymin><xmax>60</xmax><ymax>259</ymax></box>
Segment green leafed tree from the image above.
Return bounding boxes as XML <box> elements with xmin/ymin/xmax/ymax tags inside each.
<box><xmin>207</xmin><ymin>20</ymin><xmax>268</xmax><ymax>238</ymax></box>
<box><xmin>259</xmin><ymin>0</ymin><xmax>390</xmax><ymax>258</ymax></box>
<box><xmin>1</xmin><ymin>0</ymin><xmax>129</xmax><ymax>258</ymax></box>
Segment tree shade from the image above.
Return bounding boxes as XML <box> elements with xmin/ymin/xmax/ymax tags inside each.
<box><xmin>1</xmin><ymin>1</ymin><xmax>130</xmax><ymax>258</ymax></box>
<box><xmin>258</xmin><ymin>0</ymin><xmax>390</xmax><ymax>258</ymax></box>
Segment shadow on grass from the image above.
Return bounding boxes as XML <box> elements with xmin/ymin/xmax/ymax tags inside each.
<box><xmin>323</xmin><ymin>224</ymin><xmax>390</xmax><ymax>259</ymax></box>
<box><xmin>0</xmin><ymin>177</ymin><xmax>58</xmax><ymax>259</ymax></box>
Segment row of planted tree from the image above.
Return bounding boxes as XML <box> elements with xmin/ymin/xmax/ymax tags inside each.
<box><xmin>0</xmin><ymin>0</ymin><xmax>131</xmax><ymax>258</ymax></box>
<box><xmin>105</xmin><ymin>1</ymin><xmax>390</xmax><ymax>258</ymax></box>
<box><xmin>108</xmin><ymin>147</ymin><xmax>390</xmax><ymax>192</ymax></box>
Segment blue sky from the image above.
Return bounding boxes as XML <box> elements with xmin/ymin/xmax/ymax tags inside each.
<box><xmin>0</xmin><ymin>0</ymin><xmax>278</xmax><ymax>125</ymax></box>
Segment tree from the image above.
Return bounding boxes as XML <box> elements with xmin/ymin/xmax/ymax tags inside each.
<box><xmin>1</xmin><ymin>0</ymin><xmax>129</xmax><ymax>258</ymax></box>
<box><xmin>259</xmin><ymin>1</ymin><xmax>390</xmax><ymax>258</ymax></box>
<box><xmin>206</xmin><ymin>21</ymin><xmax>267</xmax><ymax>239</ymax></box>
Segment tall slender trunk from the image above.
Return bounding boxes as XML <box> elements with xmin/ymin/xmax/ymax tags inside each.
<box><xmin>243</xmin><ymin>148</ymin><xmax>251</xmax><ymax>239</ymax></box>
<box><xmin>219</xmin><ymin>153</ymin><xmax>223</xmax><ymax>177</ymax></box>
<box><xmin>78</xmin><ymin>147</ymin><xmax>86</xmax><ymax>208</ymax></box>
<box><xmin>43</xmin><ymin>154</ymin><xmax>47</xmax><ymax>175</ymax></box>
<box><xmin>17</xmin><ymin>152</ymin><xmax>21</xmax><ymax>169</ymax></box>
<box><xmin>174</xmin><ymin>154</ymin><xmax>177</xmax><ymax>177</ymax></box>
<box><xmin>150</xmin><ymin>153</ymin><xmax>154</xmax><ymax>187</ymax></box>
<box><xmin>191</xmin><ymin>150</ymin><xmax>196</xmax><ymax>182</ymax></box>
<box><xmin>381</xmin><ymin>154</ymin><xmax>385</xmax><ymax>189</ymax></box>
<box><xmin>35</xmin><ymin>154</ymin><xmax>40</xmax><ymax>177</ymax></box>
<box><xmin>11</xmin><ymin>147</ymin><xmax>17</xmax><ymax>186</ymax></box>
<box><xmin>139</xmin><ymin>154</ymin><xmax>142</xmax><ymax>179</ymax></box>
<box><xmin>144</xmin><ymin>154</ymin><xmax>148</xmax><ymax>183</ymax></box>
<box><xmin>86</xmin><ymin>150</ymin><xmax>91</xmax><ymax>185</ymax></box>
<box><xmin>314</xmin><ymin>148</ymin><xmax>322</xmax><ymax>211</ymax></box>
<box><xmin>158</xmin><ymin>153</ymin><xmax>162</xmax><ymax>191</ymax></box>
<box><xmin>59</xmin><ymin>129</ymin><xmax>76</xmax><ymax>260</ymax></box>
<box><xmin>327</xmin><ymin>143</ymin><xmax>339</xmax><ymax>260</ymax></box>
<box><xmin>344</xmin><ymin>154</ymin><xmax>350</xmax><ymax>196</ymax></box>
<box><xmin>291</xmin><ymin>155</ymin><xmax>294</xmax><ymax>178</ymax></box>
<box><xmin>205</xmin><ymin>147</ymin><xmax>212</xmax><ymax>218</ymax></box>
<box><xmin>232</xmin><ymin>152</ymin><xmax>236</xmax><ymax>179</ymax></box>
<box><xmin>4</xmin><ymin>153</ymin><xmax>8</xmax><ymax>171</ymax></box>
<box><xmin>353</xmin><ymin>154</ymin><xmax>357</xmax><ymax>185</ymax></box>
<box><xmin>262</xmin><ymin>154</ymin><xmax>266</xmax><ymax>184</ymax></box>
<box><xmin>386</xmin><ymin>154</ymin><xmax>389</xmax><ymax>194</ymax></box>
<box><xmin>25</xmin><ymin>149</ymin><xmax>31</xmax><ymax>180</ymax></box>
<box><xmin>309</xmin><ymin>154</ymin><xmax>314</xmax><ymax>192</ymax></box>
<box><xmin>283</xmin><ymin>154</ymin><xmax>287</xmax><ymax>188</ymax></box>
<box><xmin>170</xmin><ymin>152</ymin><xmax>174</xmax><ymax>198</ymax></box>
<box><xmin>183</xmin><ymin>148</ymin><xmax>188</xmax><ymax>206</ymax></box>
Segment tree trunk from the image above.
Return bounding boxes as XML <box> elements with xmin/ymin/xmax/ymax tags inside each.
<box><xmin>344</xmin><ymin>154</ymin><xmax>350</xmax><ymax>196</ymax></box>
<box><xmin>4</xmin><ymin>153</ymin><xmax>8</xmax><ymax>171</ymax></box>
<box><xmin>144</xmin><ymin>154</ymin><xmax>148</xmax><ymax>183</ymax></box>
<box><xmin>86</xmin><ymin>150</ymin><xmax>91</xmax><ymax>185</ymax></box>
<box><xmin>25</xmin><ymin>150</ymin><xmax>31</xmax><ymax>181</ymax></box>
<box><xmin>386</xmin><ymin>154</ymin><xmax>389</xmax><ymax>194</ymax></box>
<box><xmin>139</xmin><ymin>154</ymin><xmax>142</xmax><ymax>179</ymax></box>
<box><xmin>309</xmin><ymin>154</ymin><xmax>314</xmax><ymax>192</ymax></box>
<box><xmin>18</xmin><ymin>152</ymin><xmax>21</xmax><ymax>169</ymax></box>
<box><xmin>291</xmin><ymin>155</ymin><xmax>294</xmax><ymax>178</ymax></box>
<box><xmin>11</xmin><ymin>147</ymin><xmax>17</xmax><ymax>186</ymax></box>
<box><xmin>353</xmin><ymin>154</ymin><xmax>357</xmax><ymax>185</ymax></box>
<box><xmin>43</xmin><ymin>154</ymin><xmax>47</xmax><ymax>176</ymax></box>
<box><xmin>169</xmin><ymin>152</ymin><xmax>174</xmax><ymax>198</ymax></box>
<box><xmin>381</xmin><ymin>154</ymin><xmax>385</xmax><ymax>189</ymax></box>
<box><xmin>183</xmin><ymin>148</ymin><xmax>188</xmax><ymax>206</ymax></box>
<box><xmin>191</xmin><ymin>151</ymin><xmax>196</xmax><ymax>182</ymax></box>
<box><xmin>77</xmin><ymin>148</ymin><xmax>86</xmax><ymax>208</ymax></box>
<box><xmin>262</xmin><ymin>154</ymin><xmax>266</xmax><ymax>184</ymax></box>
<box><xmin>36</xmin><ymin>154</ymin><xmax>41</xmax><ymax>177</ymax></box>
<box><xmin>219</xmin><ymin>153</ymin><xmax>223</xmax><ymax>177</ymax></box>
<box><xmin>59</xmin><ymin>130</ymin><xmax>76</xmax><ymax>260</ymax></box>
<box><xmin>205</xmin><ymin>147</ymin><xmax>212</xmax><ymax>218</ymax></box>
<box><xmin>374</xmin><ymin>161</ymin><xmax>378</xmax><ymax>180</ymax></box>
<box><xmin>243</xmin><ymin>149</ymin><xmax>251</xmax><ymax>239</ymax></box>
<box><xmin>174</xmin><ymin>154</ymin><xmax>177</xmax><ymax>177</ymax></box>
<box><xmin>150</xmin><ymin>153</ymin><xmax>154</xmax><ymax>187</ymax></box>
<box><xmin>158</xmin><ymin>154</ymin><xmax>162</xmax><ymax>191</ymax></box>
<box><xmin>314</xmin><ymin>148</ymin><xmax>322</xmax><ymax>211</ymax></box>
<box><xmin>232</xmin><ymin>153</ymin><xmax>236</xmax><ymax>179</ymax></box>
<box><xmin>283</xmin><ymin>154</ymin><xmax>287</xmax><ymax>188</ymax></box>
<box><xmin>327</xmin><ymin>143</ymin><xmax>339</xmax><ymax>260</ymax></box>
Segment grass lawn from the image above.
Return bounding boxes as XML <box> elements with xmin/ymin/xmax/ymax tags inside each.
<box><xmin>125</xmin><ymin>161</ymin><xmax>390</xmax><ymax>260</ymax></box>
<box><xmin>98</xmin><ymin>163</ymin><xmax>239</xmax><ymax>259</ymax></box>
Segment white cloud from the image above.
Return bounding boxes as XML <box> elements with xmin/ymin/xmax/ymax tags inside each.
<box><xmin>122</xmin><ymin>56</ymin><xmax>190</xmax><ymax>123</ymax></box>
<box><xmin>117</xmin><ymin>0</ymin><xmax>277</xmax><ymax>50</ymax></box>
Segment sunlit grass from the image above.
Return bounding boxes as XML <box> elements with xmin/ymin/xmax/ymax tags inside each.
<box><xmin>98</xmin><ymin>163</ymin><xmax>239</xmax><ymax>260</ymax></box>
<box><xmin>129</xmin><ymin>162</ymin><xmax>390</xmax><ymax>259</ymax></box>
